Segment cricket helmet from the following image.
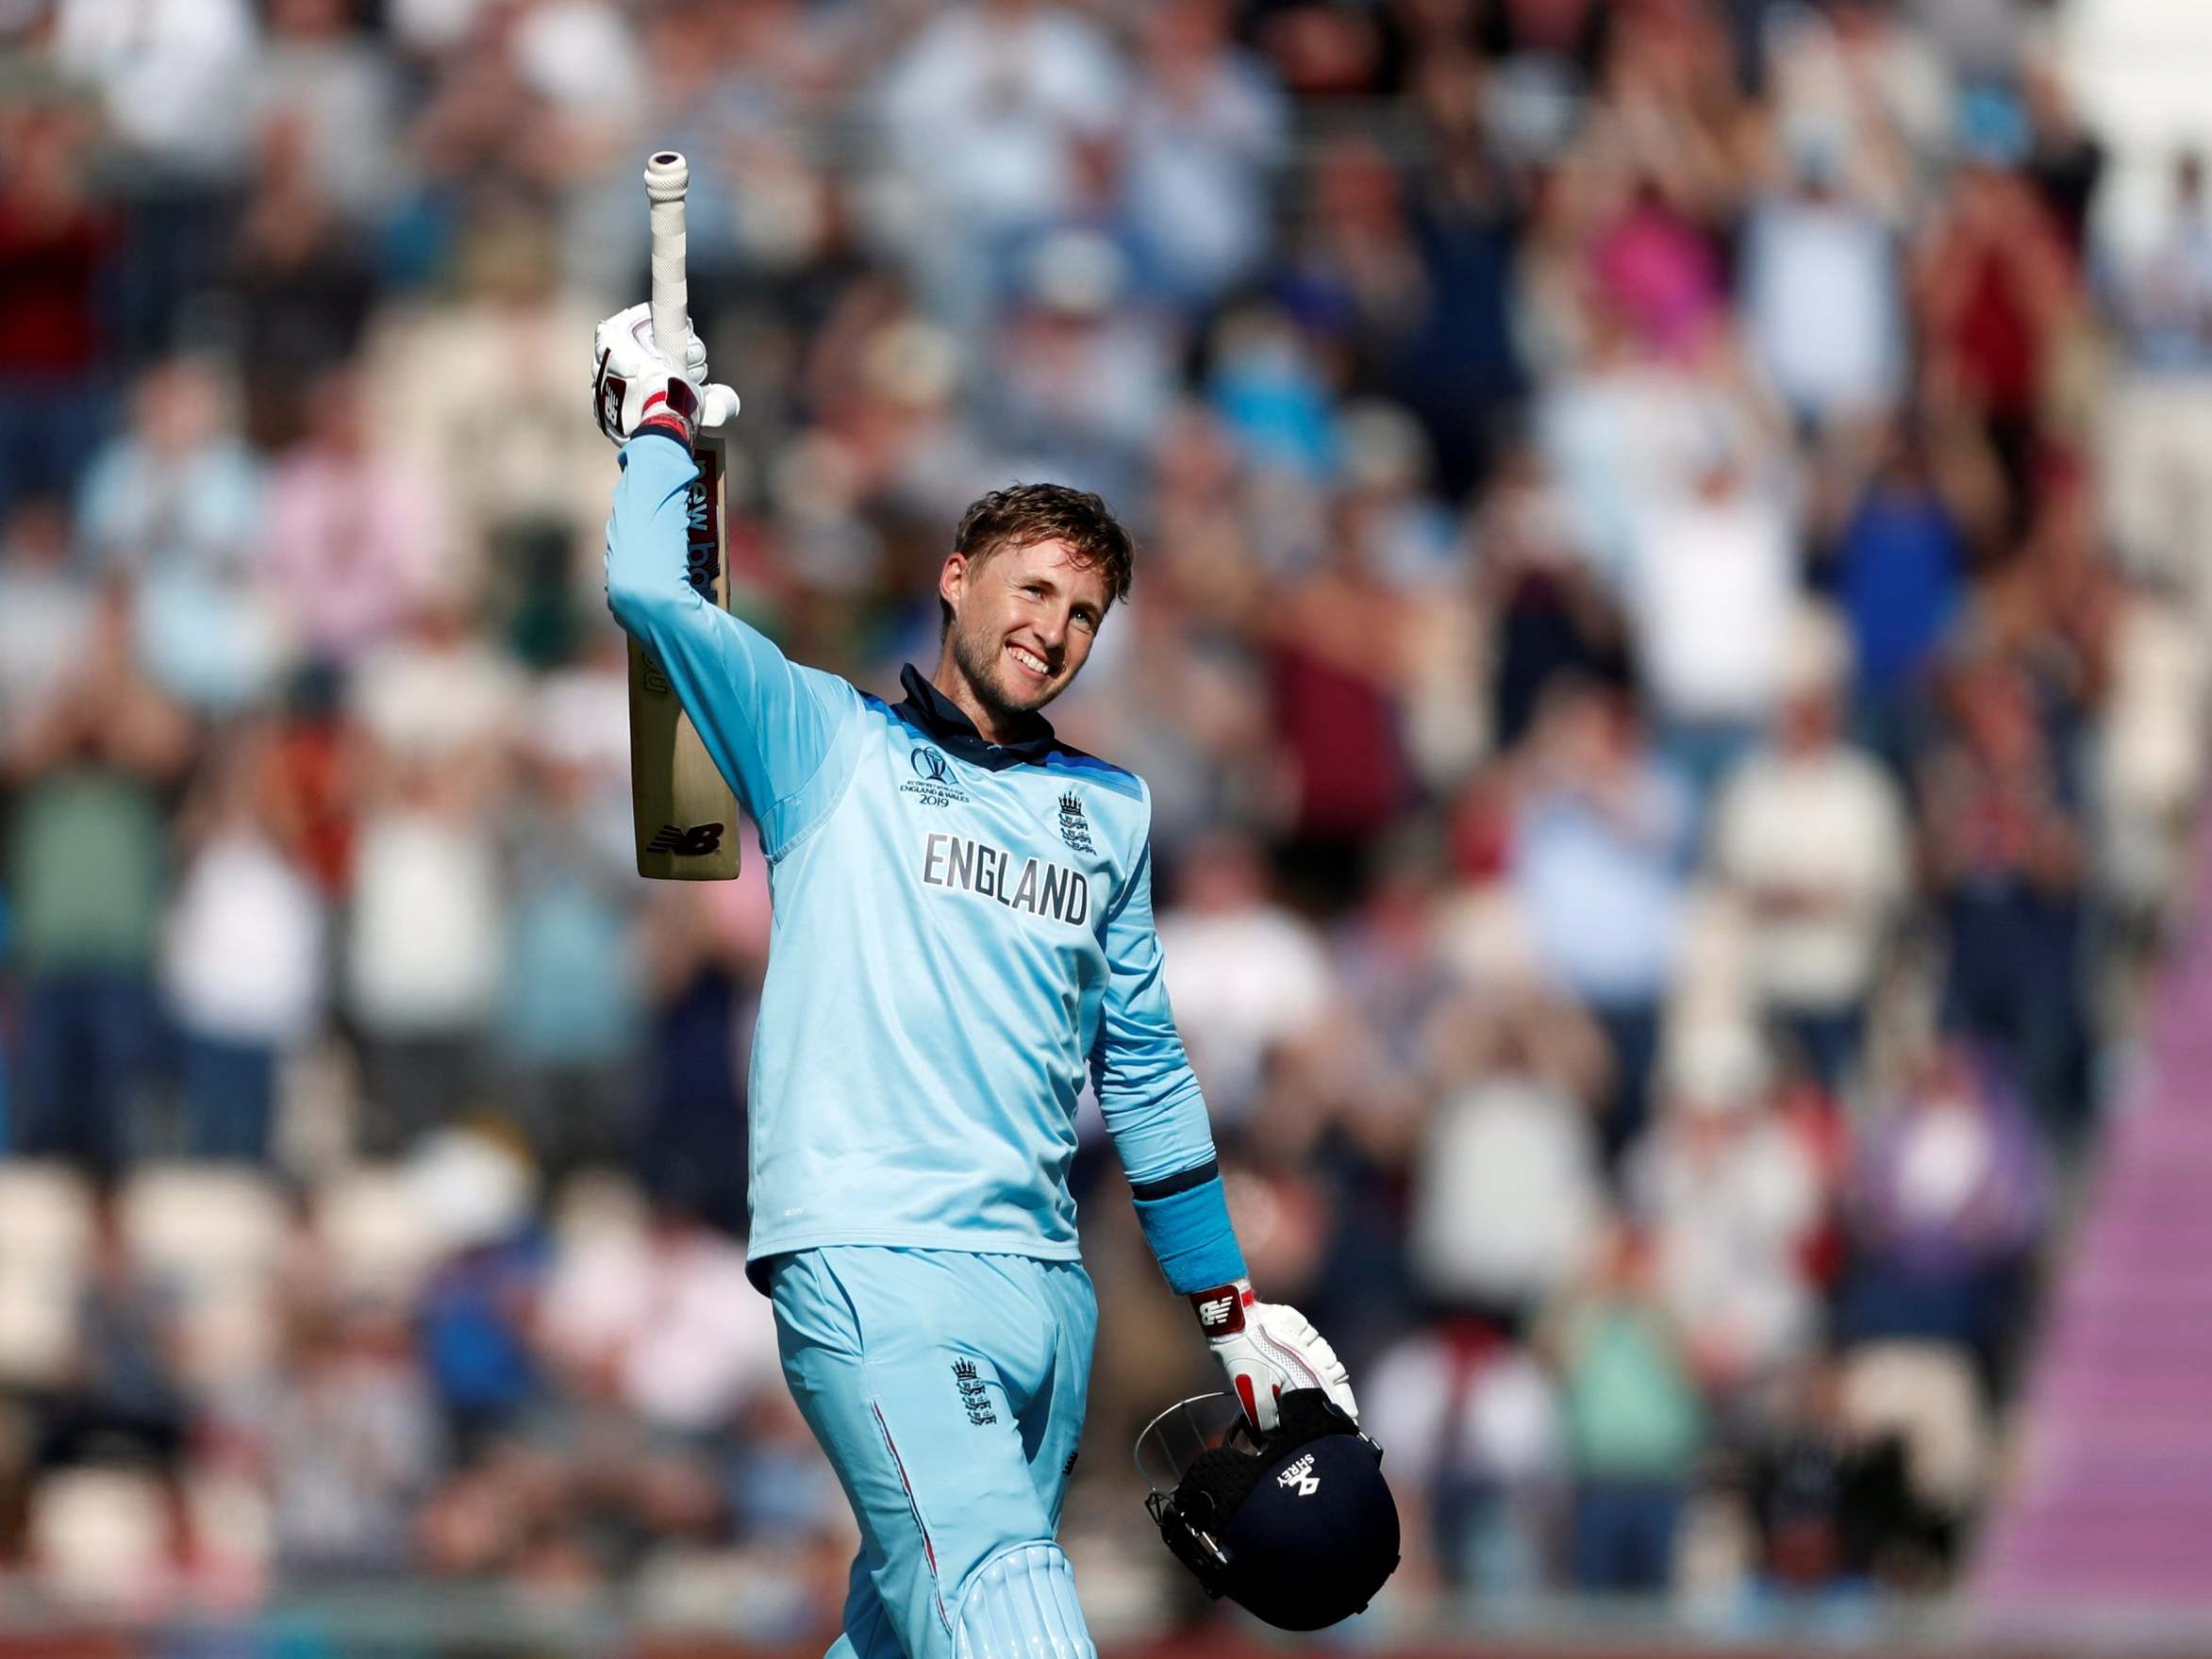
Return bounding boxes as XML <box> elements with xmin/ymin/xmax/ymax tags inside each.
<box><xmin>1137</xmin><ymin>1388</ymin><xmax>1399</xmax><ymax>1631</ymax></box>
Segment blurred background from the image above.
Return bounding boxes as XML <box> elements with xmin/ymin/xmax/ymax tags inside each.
<box><xmin>2</xmin><ymin>0</ymin><xmax>2211</xmax><ymax>1653</ymax></box>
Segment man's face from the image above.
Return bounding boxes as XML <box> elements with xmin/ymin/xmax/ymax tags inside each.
<box><xmin>940</xmin><ymin>537</ymin><xmax>1110</xmax><ymax>721</ymax></box>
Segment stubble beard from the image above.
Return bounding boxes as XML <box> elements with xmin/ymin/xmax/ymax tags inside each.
<box><xmin>952</xmin><ymin>617</ymin><xmax>1058</xmax><ymax>723</ymax></box>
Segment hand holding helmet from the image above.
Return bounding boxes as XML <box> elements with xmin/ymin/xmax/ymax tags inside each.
<box><xmin>1138</xmin><ymin>1388</ymin><xmax>1399</xmax><ymax>1631</ymax></box>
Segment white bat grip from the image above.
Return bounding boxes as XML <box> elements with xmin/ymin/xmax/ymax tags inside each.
<box><xmin>644</xmin><ymin>151</ymin><xmax>690</xmax><ymax>361</ymax></box>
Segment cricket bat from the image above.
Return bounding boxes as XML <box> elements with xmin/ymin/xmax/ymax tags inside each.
<box><xmin>630</xmin><ymin>150</ymin><xmax>740</xmax><ymax>880</ymax></box>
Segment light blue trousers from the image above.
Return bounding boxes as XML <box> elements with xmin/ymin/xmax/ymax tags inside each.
<box><xmin>768</xmin><ymin>1247</ymin><xmax>1097</xmax><ymax>1659</ymax></box>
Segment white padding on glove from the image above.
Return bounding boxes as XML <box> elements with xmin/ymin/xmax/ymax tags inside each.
<box><xmin>1193</xmin><ymin>1279</ymin><xmax>1358</xmax><ymax>1432</ymax></box>
<box><xmin>590</xmin><ymin>301</ymin><xmax>739</xmax><ymax>446</ymax></box>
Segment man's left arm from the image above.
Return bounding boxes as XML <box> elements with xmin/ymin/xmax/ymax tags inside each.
<box><xmin>1091</xmin><ymin>805</ymin><xmax>1358</xmax><ymax>1431</ymax></box>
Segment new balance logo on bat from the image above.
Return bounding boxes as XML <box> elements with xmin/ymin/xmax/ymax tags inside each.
<box><xmin>647</xmin><ymin>822</ymin><xmax>726</xmax><ymax>857</ymax></box>
<box><xmin>1276</xmin><ymin>1453</ymin><xmax>1320</xmax><ymax>1497</ymax></box>
<box><xmin>684</xmin><ymin>474</ymin><xmax>722</xmax><ymax>600</ymax></box>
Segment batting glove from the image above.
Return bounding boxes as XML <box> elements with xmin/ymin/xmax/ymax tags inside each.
<box><xmin>1192</xmin><ymin>1278</ymin><xmax>1358</xmax><ymax>1432</ymax></box>
<box><xmin>590</xmin><ymin>302</ymin><xmax>740</xmax><ymax>449</ymax></box>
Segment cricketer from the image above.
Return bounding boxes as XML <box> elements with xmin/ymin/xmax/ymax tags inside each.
<box><xmin>592</xmin><ymin>304</ymin><xmax>1357</xmax><ymax>1658</ymax></box>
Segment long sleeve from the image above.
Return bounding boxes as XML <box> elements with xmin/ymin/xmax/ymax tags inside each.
<box><xmin>603</xmin><ymin>434</ymin><xmax>860</xmax><ymax>856</ymax></box>
<box><xmin>1090</xmin><ymin>808</ymin><xmax>1246</xmax><ymax>1293</ymax></box>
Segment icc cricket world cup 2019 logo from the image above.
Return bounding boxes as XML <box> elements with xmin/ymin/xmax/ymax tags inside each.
<box><xmin>901</xmin><ymin>746</ymin><xmax>970</xmax><ymax>807</ymax></box>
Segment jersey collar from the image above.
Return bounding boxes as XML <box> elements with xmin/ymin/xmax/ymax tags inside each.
<box><xmin>894</xmin><ymin>662</ymin><xmax>1058</xmax><ymax>771</ymax></box>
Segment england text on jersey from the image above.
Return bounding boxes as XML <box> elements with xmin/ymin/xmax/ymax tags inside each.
<box><xmin>920</xmin><ymin>832</ymin><xmax>1091</xmax><ymax>927</ymax></box>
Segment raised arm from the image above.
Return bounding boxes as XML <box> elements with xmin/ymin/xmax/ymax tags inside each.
<box><xmin>595</xmin><ymin>307</ymin><xmax>859</xmax><ymax>856</ymax></box>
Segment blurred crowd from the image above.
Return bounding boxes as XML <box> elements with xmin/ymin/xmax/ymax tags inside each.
<box><xmin>0</xmin><ymin>0</ymin><xmax>2208</xmax><ymax>1641</ymax></box>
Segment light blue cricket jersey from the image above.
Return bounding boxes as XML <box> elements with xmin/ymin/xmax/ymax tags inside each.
<box><xmin>605</xmin><ymin>434</ymin><xmax>1245</xmax><ymax>1294</ymax></box>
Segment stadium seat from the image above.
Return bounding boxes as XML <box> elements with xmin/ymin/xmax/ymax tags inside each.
<box><xmin>119</xmin><ymin>1164</ymin><xmax>289</xmax><ymax>1292</ymax></box>
<box><xmin>316</xmin><ymin>1163</ymin><xmax>442</xmax><ymax>1305</ymax></box>
<box><xmin>0</xmin><ymin>1267</ymin><xmax>81</xmax><ymax>1390</ymax></box>
<box><xmin>29</xmin><ymin>1466</ymin><xmax>173</xmax><ymax>1608</ymax></box>
<box><xmin>1841</xmin><ymin>1339</ymin><xmax>1991</xmax><ymax>1512</ymax></box>
<box><xmin>0</xmin><ymin>1162</ymin><xmax>97</xmax><ymax>1275</ymax></box>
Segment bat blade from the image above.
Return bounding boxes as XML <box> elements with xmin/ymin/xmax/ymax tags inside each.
<box><xmin>629</xmin><ymin>424</ymin><xmax>740</xmax><ymax>881</ymax></box>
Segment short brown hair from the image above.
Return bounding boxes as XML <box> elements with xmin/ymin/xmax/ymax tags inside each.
<box><xmin>942</xmin><ymin>483</ymin><xmax>1134</xmax><ymax>633</ymax></box>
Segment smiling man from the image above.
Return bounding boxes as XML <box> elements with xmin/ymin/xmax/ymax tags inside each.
<box><xmin>592</xmin><ymin>307</ymin><xmax>1355</xmax><ymax>1659</ymax></box>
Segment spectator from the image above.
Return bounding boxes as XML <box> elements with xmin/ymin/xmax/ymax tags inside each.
<box><xmin>1762</xmin><ymin>0</ymin><xmax>1942</xmax><ymax>217</ymax></box>
<box><xmin>630</xmin><ymin>871</ymin><xmax>763</xmax><ymax>1242</ymax></box>
<box><xmin>1821</xmin><ymin>413</ymin><xmax>1973</xmax><ymax>763</ymax></box>
<box><xmin>1914</xmin><ymin>139</ymin><xmax>2075</xmax><ymax>511</ymax></box>
<box><xmin>1511</xmin><ymin>679</ymin><xmax>1695</xmax><ymax>1162</ymax></box>
<box><xmin>342</xmin><ymin>759</ymin><xmax>508</xmax><ymax>1154</ymax></box>
<box><xmin>984</xmin><ymin>229</ymin><xmax>1177</xmax><ymax>506</ymax></box>
<box><xmin>1627</xmin><ymin>1024</ymin><xmax>1827</xmax><ymax>1403</ymax></box>
<box><xmin>1543</xmin><ymin>1222</ymin><xmax>1705</xmax><ymax>1596</ymax></box>
<box><xmin>1590</xmin><ymin>174</ymin><xmax>1725</xmax><ymax>365</ymax></box>
<box><xmin>1364</xmin><ymin>1316</ymin><xmax>1563</xmax><ymax>1598</ymax></box>
<box><xmin>1155</xmin><ymin>832</ymin><xmax>1334</xmax><ymax>1132</ymax></box>
<box><xmin>2091</xmin><ymin>570</ymin><xmax>2210</xmax><ymax>955</ymax></box>
<box><xmin>0</xmin><ymin>498</ymin><xmax>95</xmax><ymax>751</ymax></box>
<box><xmin>263</xmin><ymin>1302</ymin><xmax>444</xmax><ymax>1576</ymax></box>
<box><xmin>1122</xmin><ymin>0</ymin><xmax>1289</xmax><ymax>310</ymax></box>
<box><xmin>2100</xmin><ymin>151</ymin><xmax>2212</xmax><ymax>618</ymax></box>
<box><xmin>1408</xmin><ymin>987</ymin><xmax>1607</xmax><ymax>1318</ymax></box>
<box><xmin>51</xmin><ymin>0</ymin><xmax>257</xmax><ymax>184</ymax></box>
<box><xmin>1741</xmin><ymin>1354</ymin><xmax>1927</xmax><ymax>1609</ymax></box>
<box><xmin>363</xmin><ymin>207</ymin><xmax>612</xmax><ymax>651</ymax></box>
<box><xmin>536</xmin><ymin>1192</ymin><xmax>776</xmax><ymax>1440</ymax></box>
<box><xmin>259</xmin><ymin>370</ymin><xmax>441</xmax><ymax>671</ymax></box>
<box><xmin>874</xmin><ymin>0</ymin><xmax>1126</xmax><ymax>324</ymax></box>
<box><xmin>76</xmin><ymin>357</ymin><xmax>280</xmax><ymax>715</ymax></box>
<box><xmin>0</xmin><ymin>92</ymin><xmax>116</xmax><ymax>517</ymax></box>
<box><xmin>1622</xmin><ymin>443</ymin><xmax>1800</xmax><ymax>795</ymax></box>
<box><xmin>1741</xmin><ymin>138</ymin><xmax>1906</xmax><ymax>431</ymax></box>
<box><xmin>228</xmin><ymin>126</ymin><xmax>382</xmax><ymax>448</ymax></box>
<box><xmin>1918</xmin><ymin>651</ymin><xmax>2090</xmax><ymax>1139</ymax></box>
<box><xmin>158</xmin><ymin>722</ymin><xmax>327</xmax><ymax>1161</ymax></box>
<box><xmin>494</xmin><ymin>672</ymin><xmax>645</xmax><ymax>1179</ymax></box>
<box><xmin>5</xmin><ymin>589</ymin><xmax>194</xmax><ymax>1170</ymax></box>
<box><xmin>412</xmin><ymin>1130</ymin><xmax>545</xmax><ymax>1455</ymax></box>
<box><xmin>253</xmin><ymin>0</ymin><xmax>401</xmax><ymax>227</ymax></box>
<box><xmin>1262</xmin><ymin>502</ymin><xmax>1425</xmax><ymax>906</ymax></box>
<box><xmin>2019</xmin><ymin>58</ymin><xmax>2104</xmax><ymax>262</ymax></box>
<box><xmin>1709</xmin><ymin>605</ymin><xmax>1913</xmax><ymax>1091</ymax></box>
<box><xmin>1838</xmin><ymin>1041</ymin><xmax>2045</xmax><ymax>1381</ymax></box>
<box><xmin>1472</xmin><ymin>443</ymin><xmax>1629</xmax><ymax>754</ymax></box>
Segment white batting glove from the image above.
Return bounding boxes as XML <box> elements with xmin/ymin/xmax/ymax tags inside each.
<box><xmin>590</xmin><ymin>302</ymin><xmax>740</xmax><ymax>448</ymax></box>
<box><xmin>1191</xmin><ymin>1278</ymin><xmax>1357</xmax><ymax>1433</ymax></box>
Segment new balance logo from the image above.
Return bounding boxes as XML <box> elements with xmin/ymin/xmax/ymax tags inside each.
<box><xmin>646</xmin><ymin>822</ymin><xmax>725</xmax><ymax>857</ymax></box>
<box><xmin>1197</xmin><ymin>1295</ymin><xmax>1239</xmax><ymax>1330</ymax></box>
<box><xmin>1277</xmin><ymin>1453</ymin><xmax>1320</xmax><ymax>1497</ymax></box>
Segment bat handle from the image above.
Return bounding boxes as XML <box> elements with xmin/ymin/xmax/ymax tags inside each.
<box><xmin>644</xmin><ymin>150</ymin><xmax>690</xmax><ymax>363</ymax></box>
